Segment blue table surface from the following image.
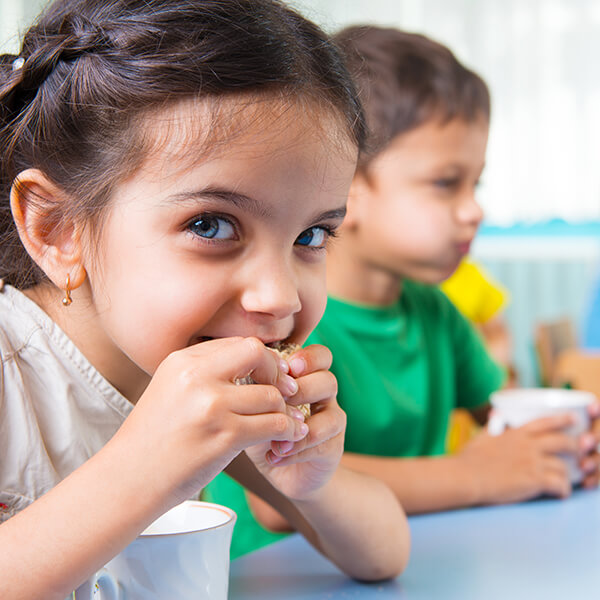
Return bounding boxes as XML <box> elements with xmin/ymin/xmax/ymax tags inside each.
<box><xmin>229</xmin><ymin>488</ymin><xmax>600</xmax><ymax>600</ymax></box>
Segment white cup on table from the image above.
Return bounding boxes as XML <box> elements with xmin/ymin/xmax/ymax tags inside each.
<box><xmin>73</xmin><ymin>500</ymin><xmax>236</xmax><ymax>600</ymax></box>
<box><xmin>488</xmin><ymin>388</ymin><xmax>595</xmax><ymax>485</ymax></box>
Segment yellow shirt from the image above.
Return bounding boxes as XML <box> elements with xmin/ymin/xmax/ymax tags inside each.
<box><xmin>440</xmin><ymin>259</ymin><xmax>509</xmax><ymax>324</ymax></box>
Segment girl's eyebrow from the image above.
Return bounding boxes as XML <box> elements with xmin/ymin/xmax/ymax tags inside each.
<box><xmin>164</xmin><ymin>189</ymin><xmax>347</xmax><ymax>223</ymax></box>
<box><xmin>165</xmin><ymin>187</ymin><xmax>273</xmax><ymax>219</ymax></box>
<box><xmin>310</xmin><ymin>207</ymin><xmax>347</xmax><ymax>223</ymax></box>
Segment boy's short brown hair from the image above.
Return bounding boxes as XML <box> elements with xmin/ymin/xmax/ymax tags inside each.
<box><xmin>334</xmin><ymin>25</ymin><xmax>490</xmax><ymax>173</ymax></box>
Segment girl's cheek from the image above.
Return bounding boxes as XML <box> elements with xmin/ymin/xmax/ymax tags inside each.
<box><xmin>301</xmin><ymin>288</ymin><xmax>327</xmax><ymax>335</ymax></box>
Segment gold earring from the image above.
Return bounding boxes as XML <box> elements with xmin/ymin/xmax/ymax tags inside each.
<box><xmin>62</xmin><ymin>274</ymin><xmax>72</xmax><ymax>306</ymax></box>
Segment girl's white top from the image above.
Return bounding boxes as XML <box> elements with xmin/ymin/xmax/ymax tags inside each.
<box><xmin>0</xmin><ymin>284</ymin><xmax>133</xmax><ymax>523</ymax></box>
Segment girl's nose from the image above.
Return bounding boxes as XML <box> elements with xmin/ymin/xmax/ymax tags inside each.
<box><xmin>240</xmin><ymin>260</ymin><xmax>302</xmax><ymax>319</ymax></box>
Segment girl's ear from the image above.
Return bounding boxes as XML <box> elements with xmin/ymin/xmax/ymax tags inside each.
<box><xmin>10</xmin><ymin>169</ymin><xmax>86</xmax><ymax>290</ymax></box>
<box><xmin>343</xmin><ymin>171</ymin><xmax>373</xmax><ymax>230</ymax></box>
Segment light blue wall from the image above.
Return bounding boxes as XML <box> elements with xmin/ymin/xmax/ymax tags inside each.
<box><xmin>473</xmin><ymin>222</ymin><xmax>600</xmax><ymax>386</ymax></box>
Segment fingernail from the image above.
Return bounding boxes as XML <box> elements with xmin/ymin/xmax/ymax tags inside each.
<box><xmin>289</xmin><ymin>357</ymin><xmax>305</xmax><ymax>377</ymax></box>
<box><xmin>582</xmin><ymin>433</ymin><xmax>596</xmax><ymax>452</ymax></box>
<box><xmin>278</xmin><ymin>441</ymin><xmax>294</xmax><ymax>455</ymax></box>
<box><xmin>283</xmin><ymin>375</ymin><xmax>298</xmax><ymax>396</ymax></box>
<box><xmin>298</xmin><ymin>423</ymin><xmax>309</xmax><ymax>437</ymax></box>
<box><xmin>289</xmin><ymin>407</ymin><xmax>306</xmax><ymax>422</ymax></box>
<box><xmin>267</xmin><ymin>452</ymin><xmax>282</xmax><ymax>465</ymax></box>
<box><xmin>582</xmin><ymin>458</ymin><xmax>596</xmax><ymax>472</ymax></box>
<box><xmin>279</xmin><ymin>359</ymin><xmax>289</xmax><ymax>374</ymax></box>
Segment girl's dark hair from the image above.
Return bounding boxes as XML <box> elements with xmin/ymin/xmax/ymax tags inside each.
<box><xmin>0</xmin><ymin>0</ymin><xmax>366</xmax><ymax>289</ymax></box>
<box><xmin>333</xmin><ymin>25</ymin><xmax>490</xmax><ymax>173</ymax></box>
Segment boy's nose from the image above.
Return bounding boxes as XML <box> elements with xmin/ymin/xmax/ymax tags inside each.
<box><xmin>455</xmin><ymin>191</ymin><xmax>484</xmax><ymax>226</ymax></box>
<box><xmin>239</xmin><ymin>260</ymin><xmax>302</xmax><ymax>319</ymax></box>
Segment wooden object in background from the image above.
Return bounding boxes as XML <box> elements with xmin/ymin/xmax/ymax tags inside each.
<box><xmin>553</xmin><ymin>349</ymin><xmax>600</xmax><ymax>397</ymax></box>
<box><xmin>534</xmin><ymin>318</ymin><xmax>577</xmax><ymax>387</ymax></box>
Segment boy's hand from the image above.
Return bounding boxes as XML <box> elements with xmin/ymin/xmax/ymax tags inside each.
<box><xmin>580</xmin><ymin>400</ymin><xmax>600</xmax><ymax>489</ymax></box>
<box><xmin>244</xmin><ymin>343</ymin><xmax>346</xmax><ymax>500</ymax></box>
<box><xmin>458</xmin><ymin>414</ymin><xmax>579</xmax><ymax>504</ymax></box>
<box><xmin>114</xmin><ymin>337</ymin><xmax>309</xmax><ymax>506</ymax></box>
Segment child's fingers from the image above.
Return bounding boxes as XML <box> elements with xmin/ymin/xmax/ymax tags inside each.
<box><xmin>268</xmin><ymin>399</ymin><xmax>345</xmax><ymax>460</ymax></box>
<box><xmin>287</xmin><ymin>343</ymin><xmax>332</xmax><ymax>377</ymax></box>
<box><xmin>233</xmin><ymin>337</ymin><xmax>281</xmax><ymax>382</ymax></box>
<box><xmin>231</xmin><ymin>384</ymin><xmax>307</xmax><ymax>423</ymax></box>
<box><xmin>235</xmin><ymin>413</ymin><xmax>309</xmax><ymax>450</ymax></box>
<box><xmin>581</xmin><ymin>455</ymin><xmax>600</xmax><ymax>488</ymax></box>
<box><xmin>267</xmin><ymin>428</ymin><xmax>345</xmax><ymax>466</ymax></box>
<box><xmin>521</xmin><ymin>413</ymin><xmax>575</xmax><ymax>435</ymax></box>
<box><xmin>581</xmin><ymin>472</ymin><xmax>600</xmax><ymax>489</ymax></box>
<box><xmin>286</xmin><ymin>370</ymin><xmax>338</xmax><ymax>409</ymax></box>
<box><xmin>579</xmin><ymin>452</ymin><xmax>600</xmax><ymax>477</ymax></box>
<box><xmin>587</xmin><ymin>400</ymin><xmax>600</xmax><ymax>420</ymax></box>
<box><xmin>219</xmin><ymin>337</ymin><xmax>297</xmax><ymax>397</ymax></box>
<box><xmin>590</xmin><ymin>414</ymin><xmax>600</xmax><ymax>443</ymax></box>
<box><xmin>182</xmin><ymin>336</ymin><xmax>282</xmax><ymax>385</ymax></box>
<box><xmin>537</xmin><ymin>432</ymin><xmax>579</xmax><ymax>455</ymax></box>
<box><xmin>229</xmin><ymin>383</ymin><xmax>287</xmax><ymax>415</ymax></box>
<box><xmin>184</xmin><ymin>336</ymin><xmax>245</xmax><ymax>361</ymax></box>
<box><xmin>579</xmin><ymin>432</ymin><xmax>599</xmax><ymax>456</ymax></box>
<box><xmin>541</xmin><ymin>457</ymin><xmax>571</xmax><ymax>498</ymax></box>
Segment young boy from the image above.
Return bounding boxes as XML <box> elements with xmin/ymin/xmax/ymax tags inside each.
<box><xmin>206</xmin><ymin>26</ymin><xmax>600</xmax><ymax>552</ymax></box>
<box><xmin>299</xmin><ymin>25</ymin><xmax>600</xmax><ymax>514</ymax></box>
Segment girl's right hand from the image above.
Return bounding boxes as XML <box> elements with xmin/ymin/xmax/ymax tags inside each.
<box><xmin>111</xmin><ymin>337</ymin><xmax>309</xmax><ymax>506</ymax></box>
<box><xmin>457</xmin><ymin>414</ymin><xmax>578</xmax><ymax>505</ymax></box>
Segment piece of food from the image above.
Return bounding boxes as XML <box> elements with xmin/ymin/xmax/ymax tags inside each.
<box><xmin>235</xmin><ymin>342</ymin><xmax>310</xmax><ymax>418</ymax></box>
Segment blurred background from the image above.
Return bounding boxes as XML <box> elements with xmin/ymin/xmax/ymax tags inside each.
<box><xmin>2</xmin><ymin>0</ymin><xmax>600</xmax><ymax>386</ymax></box>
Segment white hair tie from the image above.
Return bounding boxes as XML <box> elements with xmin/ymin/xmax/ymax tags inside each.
<box><xmin>12</xmin><ymin>57</ymin><xmax>24</xmax><ymax>71</ymax></box>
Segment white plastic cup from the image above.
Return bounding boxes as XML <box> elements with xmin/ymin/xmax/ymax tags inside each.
<box><xmin>488</xmin><ymin>388</ymin><xmax>595</xmax><ymax>484</ymax></box>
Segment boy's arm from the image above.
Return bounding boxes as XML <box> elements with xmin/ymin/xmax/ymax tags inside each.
<box><xmin>226</xmin><ymin>453</ymin><xmax>410</xmax><ymax>581</ymax></box>
<box><xmin>341</xmin><ymin>409</ymin><xmax>597</xmax><ymax>514</ymax></box>
<box><xmin>245</xmin><ymin>453</ymin><xmax>481</xmax><ymax>520</ymax></box>
<box><xmin>341</xmin><ymin>452</ymin><xmax>481</xmax><ymax>514</ymax></box>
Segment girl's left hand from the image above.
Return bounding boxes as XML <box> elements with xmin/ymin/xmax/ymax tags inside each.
<box><xmin>244</xmin><ymin>343</ymin><xmax>346</xmax><ymax>500</ymax></box>
<box><xmin>580</xmin><ymin>400</ymin><xmax>600</xmax><ymax>488</ymax></box>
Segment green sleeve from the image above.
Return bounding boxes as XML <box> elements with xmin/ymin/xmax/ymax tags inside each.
<box><xmin>444</xmin><ymin>293</ymin><xmax>506</xmax><ymax>410</ymax></box>
<box><xmin>202</xmin><ymin>473</ymin><xmax>288</xmax><ymax>559</ymax></box>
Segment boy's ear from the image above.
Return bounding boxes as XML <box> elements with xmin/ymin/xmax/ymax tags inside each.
<box><xmin>10</xmin><ymin>169</ymin><xmax>86</xmax><ymax>290</ymax></box>
<box><xmin>344</xmin><ymin>171</ymin><xmax>373</xmax><ymax>230</ymax></box>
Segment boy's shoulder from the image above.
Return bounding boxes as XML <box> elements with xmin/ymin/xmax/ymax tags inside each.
<box><xmin>315</xmin><ymin>281</ymin><xmax>461</xmax><ymax>330</ymax></box>
<box><xmin>402</xmin><ymin>279</ymin><xmax>479</xmax><ymax>344</ymax></box>
<box><xmin>402</xmin><ymin>279</ymin><xmax>460</xmax><ymax>318</ymax></box>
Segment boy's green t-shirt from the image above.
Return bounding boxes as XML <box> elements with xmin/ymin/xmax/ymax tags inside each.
<box><xmin>204</xmin><ymin>280</ymin><xmax>506</xmax><ymax>557</ymax></box>
<box><xmin>202</xmin><ymin>470</ymin><xmax>287</xmax><ymax>559</ymax></box>
<box><xmin>308</xmin><ymin>280</ymin><xmax>506</xmax><ymax>457</ymax></box>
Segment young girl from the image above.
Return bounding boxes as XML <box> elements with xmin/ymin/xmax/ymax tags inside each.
<box><xmin>0</xmin><ymin>2</ymin><xmax>409</xmax><ymax>597</ymax></box>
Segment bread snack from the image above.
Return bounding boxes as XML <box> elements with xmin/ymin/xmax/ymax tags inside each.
<box><xmin>235</xmin><ymin>342</ymin><xmax>310</xmax><ymax>418</ymax></box>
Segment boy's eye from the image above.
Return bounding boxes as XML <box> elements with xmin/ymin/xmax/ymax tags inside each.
<box><xmin>188</xmin><ymin>216</ymin><xmax>236</xmax><ymax>240</ymax></box>
<box><xmin>296</xmin><ymin>226</ymin><xmax>329</xmax><ymax>249</ymax></box>
<box><xmin>433</xmin><ymin>178</ymin><xmax>459</xmax><ymax>189</ymax></box>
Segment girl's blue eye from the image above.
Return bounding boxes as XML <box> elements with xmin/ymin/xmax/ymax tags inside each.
<box><xmin>188</xmin><ymin>216</ymin><xmax>235</xmax><ymax>240</ymax></box>
<box><xmin>296</xmin><ymin>226</ymin><xmax>329</xmax><ymax>248</ymax></box>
